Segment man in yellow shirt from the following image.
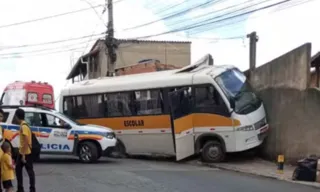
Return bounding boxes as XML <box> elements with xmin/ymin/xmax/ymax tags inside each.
<box><xmin>1</xmin><ymin>142</ymin><xmax>14</xmax><ymax>192</ymax></box>
<box><xmin>15</xmin><ymin>108</ymin><xmax>36</xmax><ymax>192</ymax></box>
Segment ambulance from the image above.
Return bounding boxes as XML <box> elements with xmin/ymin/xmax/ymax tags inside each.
<box><xmin>0</xmin><ymin>81</ymin><xmax>55</xmax><ymax>109</ymax></box>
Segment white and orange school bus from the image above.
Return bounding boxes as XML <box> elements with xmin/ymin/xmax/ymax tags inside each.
<box><xmin>59</xmin><ymin>55</ymin><xmax>269</xmax><ymax>162</ymax></box>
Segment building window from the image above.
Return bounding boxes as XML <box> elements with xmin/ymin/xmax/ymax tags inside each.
<box><xmin>134</xmin><ymin>90</ymin><xmax>163</xmax><ymax>115</ymax></box>
<box><xmin>105</xmin><ymin>92</ymin><xmax>134</xmax><ymax>117</ymax></box>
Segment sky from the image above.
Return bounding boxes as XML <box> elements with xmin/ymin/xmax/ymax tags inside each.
<box><xmin>0</xmin><ymin>0</ymin><xmax>318</xmax><ymax>108</ymax></box>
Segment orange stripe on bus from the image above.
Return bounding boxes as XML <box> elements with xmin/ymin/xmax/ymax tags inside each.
<box><xmin>78</xmin><ymin>115</ymin><xmax>172</xmax><ymax>130</ymax></box>
<box><xmin>77</xmin><ymin>113</ymin><xmax>241</xmax><ymax>134</ymax></box>
<box><xmin>193</xmin><ymin>113</ymin><xmax>241</xmax><ymax>127</ymax></box>
<box><xmin>173</xmin><ymin>114</ymin><xmax>241</xmax><ymax>134</ymax></box>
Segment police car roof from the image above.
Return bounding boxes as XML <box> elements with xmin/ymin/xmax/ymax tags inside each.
<box><xmin>1</xmin><ymin>105</ymin><xmax>54</xmax><ymax>113</ymax></box>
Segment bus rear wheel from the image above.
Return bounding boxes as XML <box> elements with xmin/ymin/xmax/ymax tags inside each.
<box><xmin>201</xmin><ymin>140</ymin><xmax>225</xmax><ymax>163</ymax></box>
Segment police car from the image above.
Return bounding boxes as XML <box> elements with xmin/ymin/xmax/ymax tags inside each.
<box><xmin>0</xmin><ymin>105</ymin><xmax>117</xmax><ymax>163</ymax></box>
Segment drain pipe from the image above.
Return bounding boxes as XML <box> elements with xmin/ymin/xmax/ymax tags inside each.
<box><xmin>81</xmin><ymin>57</ymin><xmax>89</xmax><ymax>80</ymax></box>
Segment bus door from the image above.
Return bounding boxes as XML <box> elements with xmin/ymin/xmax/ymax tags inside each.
<box><xmin>168</xmin><ymin>87</ymin><xmax>194</xmax><ymax>161</ymax></box>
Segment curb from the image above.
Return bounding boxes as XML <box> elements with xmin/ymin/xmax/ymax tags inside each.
<box><xmin>196</xmin><ymin>161</ymin><xmax>320</xmax><ymax>189</ymax></box>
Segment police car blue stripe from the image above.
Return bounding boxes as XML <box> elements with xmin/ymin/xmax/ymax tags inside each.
<box><xmin>70</xmin><ymin>130</ymin><xmax>106</xmax><ymax>136</ymax></box>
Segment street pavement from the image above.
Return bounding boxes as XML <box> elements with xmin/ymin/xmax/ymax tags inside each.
<box><xmin>14</xmin><ymin>155</ymin><xmax>319</xmax><ymax>192</ymax></box>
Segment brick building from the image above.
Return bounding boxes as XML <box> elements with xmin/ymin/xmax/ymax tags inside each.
<box><xmin>66</xmin><ymin>39</ymin><xmax>191</xmax><ymax>82</ymax></box>
<box><xmin>115</xmin><ymin>59</ymin><xmax>181</xmax><ymax>76</ymax></box>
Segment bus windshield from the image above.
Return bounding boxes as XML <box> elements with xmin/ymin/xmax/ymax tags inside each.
<box><xmin>214</xmin><ymin>68</ymin><xmax>261</xmax><ymax>114</ymax></box>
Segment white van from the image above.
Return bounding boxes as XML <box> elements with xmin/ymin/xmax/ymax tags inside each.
<box><xmin>59</xmin><ymin>54</ymin><xmax>269</xmax><ymax>162</ymax></box>
<box><xmin>0</xmin><ymin>105</ymin><xmax>117</xmax><ymax>163</ymax></box>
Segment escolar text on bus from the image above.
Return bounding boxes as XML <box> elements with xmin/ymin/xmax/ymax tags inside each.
<box><xmin>124</xmin><ymin>120</ymin><xmax>144</xmax><ymax>127</ymax></box>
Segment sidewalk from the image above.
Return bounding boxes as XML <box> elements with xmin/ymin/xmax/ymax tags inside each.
<box><xmin>189</xmin><ymin>157</ymin><xmax>320</xmax><ymax>189</ymax></box>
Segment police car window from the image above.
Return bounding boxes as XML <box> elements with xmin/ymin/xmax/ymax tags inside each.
<box><xmin>1</xmin><ymin>112</ymin><xmax>9</xmax><ymax>122</ymax></box>
<box><xmin>43</xmin><ymin>113</ymin><xmax>67</xmax><ymax>128</ymax></box>
<box><xmin>25</xmin><ymin>112</ymin><xmax>42</xmax><ymax>126</ymax></box>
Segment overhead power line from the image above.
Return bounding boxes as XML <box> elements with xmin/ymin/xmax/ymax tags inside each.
<box><xmin>134</xmin><ymin>0</ymin><xmax>293</xmax><ymax>39</ymax></box>
<box><xmin>0</xmin><ymin>38</ymin><xmax>98</xmax><ymax>56</ymax></box>
<box><xmin>176</xmin><ymin>0</ymin><xmax>273</xmax><ymax>36</ymax></box>
<box><xmin>0</xmin><ymin>47</ymin><xmax>85</xmax><ymax>59</ymax></box>
<box><xmin>187</xmin><ymin>0</ymin><xmax>313</xmax><ymax>36</ymax></box>
<box><xmin>114</xmin><ymin>0</ymin><xmax>126</xmax><ymax>3</ymax></box>
<box><xmin>0</xmin><ymin>32</ymin><xmax>105</xmax><ymax>50</ymax></box>
<box><xmin>152</xmin><ymin>0</ymin><xmax>191</xmax><ymax>15</ymax></box>
<box><xmin>166</xmin><ymin>0</ymin><xmax>260</xmax><ymax>29</ymax></box>
<box><xmin>80</xmin><ymin>0</ymin><xmax>106</xmax><ymax>26</ymax></box>
<box><xmin>123</xmin><ymin>0</ymin><xmax>222</xmax><ymax>31</ymax></box>
<box><xmin>0</xmin><ymin>4</ymin><xmax>103</xmax><ymax>29</ymax></box>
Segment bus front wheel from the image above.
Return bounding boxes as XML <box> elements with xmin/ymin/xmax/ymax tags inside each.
<box><xmin>201</xmin><ymin>140</ymin><xmax>225</xmax><ymax>163</ymax></box>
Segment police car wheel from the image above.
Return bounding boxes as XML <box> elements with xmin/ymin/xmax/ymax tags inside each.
<box><xmin>78</xmin><ymin>141</ymin><xmax>98</xmax><ymax>163</ymax></box>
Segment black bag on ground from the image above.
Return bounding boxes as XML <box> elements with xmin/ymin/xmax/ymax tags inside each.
<box><xmin>22</xmin><ymin>123</ymin><xmax>41</xmax><ymax>160</ymax></box>
<box><xmin>292</xmin><ymin>156</ymin><xmax>318</xmax><ymax>182</ymax></box>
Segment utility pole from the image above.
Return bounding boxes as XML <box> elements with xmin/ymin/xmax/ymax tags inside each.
<box><xmin>105</xmin><ymin>0</ymin><xmax>117</xmax><ymax>76</ymax></box>
<box><xmin>247</xmin><ymin>31</ymin><xmax>258</xmax><ymax>80</ymax></box>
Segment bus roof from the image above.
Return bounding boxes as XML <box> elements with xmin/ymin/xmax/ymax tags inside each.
<box><xmin>61</xmin><ymin>64</ymin><xmax>235</xmax><ymax>97</ymax></box>
<box><xmin>61</xmin><ymin>54</ymin><xmax>235</xmax><ymax>96</ymax></box>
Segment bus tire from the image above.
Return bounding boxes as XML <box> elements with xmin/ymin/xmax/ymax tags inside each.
<box><xmin>78</xmin><ymin>141</ymin><xmax>99</xmax><ymax>163</ymax></box>
<box><xmin>201</xmin><ymin>140</ymin><xmax>225</xmax><ymax>163</ymax></box>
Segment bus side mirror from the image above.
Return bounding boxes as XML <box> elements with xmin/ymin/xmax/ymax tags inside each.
<box><xmin>229</xmin><ymin>99</ymin><xmax>235</xmax><ymax>109</ymax></box>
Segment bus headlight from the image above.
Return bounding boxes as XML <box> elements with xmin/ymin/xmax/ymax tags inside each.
<box><xmin>236</xmin><ymin>125</ymin><xmax>255</xmax><ymax>131</ymax></box>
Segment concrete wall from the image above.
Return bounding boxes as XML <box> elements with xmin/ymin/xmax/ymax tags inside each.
<box><xmin>258</xmin><ymin>87</ymin><xmax>320</xmax><ymax>163</ymax></box>
<box><xmin>250</xmin><ymin>43</ymin><xmax>320</xmax><ymax>163</ymax></box>
<box><xmin>251</xmin><ymin>43</ymin><xmax>311</xmax><ymax>91</ymax></box>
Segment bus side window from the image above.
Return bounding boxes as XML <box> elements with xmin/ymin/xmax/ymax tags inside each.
<box><xmin>167</xmin><ymin>86</ymin><xmax>192</xmax><ymax>119</ymax></box>
<box><xmin>134</xmin><ymin>89</ymin><xmax>163</xmax><ymax>115</ymax></box>
<box><xmin>194</xmin><ymin>84</ymin><xmax>229</xmax><ymax>116</ymax></box>
<box><xmin>63</xmin><ymin>97</ymin><xmax>74</xmax><ymax>117</ymax></box>
<box><xmin>105</xmin><ymin>92</ymin><xmax>134</xmax><ymax>117</ymax></box>
<box><xmin>82</xmin><ymin>94</ymin><xmax>104</xmax><ymax>118</ymax></box>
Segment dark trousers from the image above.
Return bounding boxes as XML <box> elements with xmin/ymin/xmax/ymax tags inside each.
<box><xmin>16</xmin><ymin>154</ymin><xmax>36</xmax><ymax>192</ymax></box>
